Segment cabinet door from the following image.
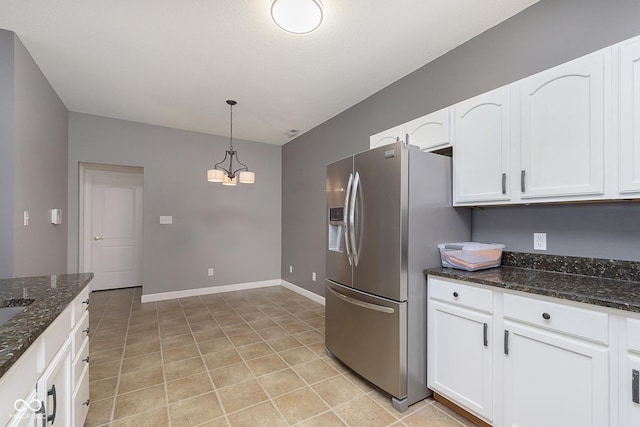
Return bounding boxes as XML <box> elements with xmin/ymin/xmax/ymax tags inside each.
<box><xmin>621</xmin><ymin>354</ymin><xmax>640</xmax><ymax>427</ymax></box>
<box><xmin>37</xmin><ymin>341</ymin><xmax>72</xmax><ymax>427</ymax></box>
<box><xmin>519</xmin><ymin>51</ymin><xmax>605</xmax><ymax>199</ymax></box>
<box><xmin>453</xmin><ymin>86</ymin><xmax>511</xmax><ymax>204</ymax></box>
<box><xmin>503</xmin><ymin>320</ymin><xmax>608</xmax><ymax>427</ymax></box>
<box><xmin>404</xmin><ymin>107</ymin><xmax>451</xmax><ymax>151</ymax></box>
<box><xmin>428</xmin><ymin>300</ymin><xmax>493</xmax><ymax>422</ymax></box>
<box><xmin>618</xmin><ymin>37</ymin><xmax>640</xmax><ymax>194</ymax></box>
<box><xmin>370</xmin><ymin>124</ymin><xmax>404</xmax><ymax>149</ymax></box>
<box><xmin>7</xmin><ymin>390</ymin><xmax>39</xmax><ymax>427</ymax></box>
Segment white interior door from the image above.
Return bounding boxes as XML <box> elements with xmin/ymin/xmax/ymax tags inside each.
<box><xmin>83</xmin><ymin>168</ymin><xmax>143</xmax><ymax>291</ymax></box>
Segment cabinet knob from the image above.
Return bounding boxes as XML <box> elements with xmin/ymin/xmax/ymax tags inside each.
<box><xmin>83</xmin><ymin>356</ymin><xmax>90</xmax><ymax>364</ymax></box>
<box><xmin>83</xmin><ymin>399</ymin><xmax>90</xmax><ymax>407</ymax></box>
<box><xmin>83</xmin><ymin>327</ymin><xmax>90</xmax><ymax>335</ymax></box>
<box><xmin>453</xmin><ymin>291</ymin><xmax>459</xmax><ymax>298</ymax></box>
<box><xmin>542</xmin><ymin>312</ymin><xmax>551</xmax><ymax>320</ymax></box>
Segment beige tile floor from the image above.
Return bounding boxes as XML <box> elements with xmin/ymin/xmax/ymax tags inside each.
<box><xmin>85</xmin><ymin>286</ymin><xmax>477</xmax><ymax>427</ymax></box>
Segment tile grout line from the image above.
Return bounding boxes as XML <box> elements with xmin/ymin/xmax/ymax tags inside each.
<box><xmin>184</xmin><ymin>295</ymin><xmax>233</xmax><ymax>426</ymax></box>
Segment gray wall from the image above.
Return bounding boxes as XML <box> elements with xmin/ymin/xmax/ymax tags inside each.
<box><xmin>67</xmin><ymin>113</ymin><xmax>282</xmax><ymax>297</ymax></box>
<box><xmin>0</xmin><ymin>30</ymin><xmax>15</xmax><ymax>278</ymax></box>
<box><xmin>0</xmin><ymin>30</ymin><xmax>68</xmax><ymax>279</ymax></box>
<box><xmin>282</xmin><ymin>0</ymin><xmax>640</xmax><ymax>296</ymax></box>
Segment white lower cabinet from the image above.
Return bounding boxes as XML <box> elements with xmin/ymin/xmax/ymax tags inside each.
<box><xmin>428</xmin><ymin>299</ymin><xmax>493</xmax><ymax>421</ymax></box>
<box><xmin>502</xmin><ymin>320</ymin><xmax>609</xmax><ymax>426</ymax></box>
<box><xmin>6</xmin><ymin>390</ymin><xmax>38</xmax><ymax>427</ymax></box>
<box><xmin>620</xmin><ymin>318</ymin><xmax>640</xmax><ymax>426</ymax></box>
<box><xmin>1</xmin><ymin>289</ymin><xmax>90</xmax><ymax>427</ymax></box>
<box><xmin>428</xmin><ymin>276</ymin><xmax>627</xmax><ymax>426</ymax></box>
<box><xmin>37</xmin><ymin>341</ymin><xmax>72</xmax><ymax>427</ymax></box>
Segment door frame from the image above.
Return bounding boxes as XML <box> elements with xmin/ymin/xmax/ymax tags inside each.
<box><xmin>78</xmin><ymin>162</ymin><xmax>144</xmax><ymax>282</ymax></box>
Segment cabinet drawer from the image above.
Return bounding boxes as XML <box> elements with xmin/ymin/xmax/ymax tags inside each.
<box><xmin>73</xmin><ymin>339</ymin><xmax>90</xmax><ymax>390</ymax></box>
<box><xmin>72</xmin><ymin>367</ymin><xmax>90</xmax><ymax>427</ymax></box>
<box><xmin>72</xmin><ymin>312</ymin><xmax>90</xmax><ymax>357</ymax></box>
<box><xmin>429</xmin><ymin>278</ymin><xmax>493</xmax><ymax>313</ymax></box>
<box><xmin>627</xmin><ymin>318</ymin><xmax>640</xmax><ymax>353</ymax></box>
<box><xmin>73</xmin><ymin>286</ymin><xmax>90</xmax><ymax>326</ymax></box>
<box><xmin>42</xmin><ymin>305</ymin><xmax>72</xmax><ymax>367</ymax></box>
<box><xmin>503</xmin><ymin>293</ymin><xmax>608</xmax><ymax>344</ymax></box>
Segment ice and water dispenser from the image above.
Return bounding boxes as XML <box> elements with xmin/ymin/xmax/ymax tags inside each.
<box><xmin>328</xmin><ymin>207</ymin><xmax>345</xmax><ymax>252</ymax></box>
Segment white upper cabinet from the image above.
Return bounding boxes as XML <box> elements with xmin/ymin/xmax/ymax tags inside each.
<box><xmin>453</xmin><ymin>87</ymin><xmax>511</xmax><ymax>204</ymax></box>
<box><xmin>617</xmin><ymin>37</ymin><xmax>640</xmax><ymax>194</ymax></box>
<box><xmin>404</xmin><ymin>107</ymin><xmax>451</xmax><ymax>151</ymax></box>
<box><xmin>369</xmin><ymin>107</ymin><xmax>451</xmax><ymax>151</ymax></box>
<box><xmin>518</xmin><ymin>51</ymin><xmax>606</xmax><ymax>200</ymax></box>
<box><xmin>370</xmin><ymin>124</ymin><xmax>404</xmax><ymax>149</ymax></box>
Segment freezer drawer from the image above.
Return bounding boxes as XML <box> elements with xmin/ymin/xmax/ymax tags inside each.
<box><xmin>325</xmin><ymin>281</ymin><xmax>407</xmax><ymax>398</ymax></box>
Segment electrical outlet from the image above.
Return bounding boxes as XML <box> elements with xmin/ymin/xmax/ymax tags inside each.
<box><xmin>533</xmin><ymin>233</ymin><xmax>547</xmax><ymax>251</ymax></box>
<box><xmin>207</xmin><ymin>268</ymin><xmax>214</xmax><ymax>276</ymax></box>
<box><xmin>312</xmin><ymin>272</ymin><xmax>316</xmax><ymax>281</ymax></box>
<box><xmin>289</xmin><ymin>266</ymin><xmax>293</xmax><ymax>273</ymax></box>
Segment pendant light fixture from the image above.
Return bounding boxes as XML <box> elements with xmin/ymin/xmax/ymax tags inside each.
<box><xmin>207</xmin><ymin>100</ymin><xmax>255</xmax><ymax>186</ymax></box>
<box><xmin>270</xmin><ymin>0</ymin><xmax>323</xmax><ymax>34</ymax></box>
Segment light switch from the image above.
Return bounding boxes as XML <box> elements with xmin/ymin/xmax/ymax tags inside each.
<box><xmin>159</xmin><ymin>216</ymin><xmax>173</xmax><ymax>225</ymax></box>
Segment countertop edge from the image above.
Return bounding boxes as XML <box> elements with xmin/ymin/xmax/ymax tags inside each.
<box><xmin>426</xmin><ymin>267</ymin><xmax>640</xmax><ymax>314</ymax></box>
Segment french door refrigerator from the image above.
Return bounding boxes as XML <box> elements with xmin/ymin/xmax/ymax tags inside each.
<box><xmin>325</xmin><ymin>141</ymin><xmax>470</xmax><ymax>412</ymax></box>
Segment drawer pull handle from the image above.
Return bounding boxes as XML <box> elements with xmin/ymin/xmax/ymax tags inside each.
<box><xmin>47</xmin><ymin>384</ymin><xmax>57</xmax><ymax>424</ymax></box>
<box><xmin>483</xmin><ymin>323</ymin><xmax>488</xmax><ymax>347</ymax></box>
<box><xmin>453</xmin><ymin>292</ymin><xmax>459</xmax><ymax>298</ymax></box>
<box><xmin>83</xmin><ymin>356</ymin><xmax>90</xmax><ymax>364</ymax></box>
<box><xmin>633</xmin><ymin>369</ymin><xmax>639</xmax><ymax>404</ymax></box>
<box><xmin>542</xmin><ymin>312</ymin><xmax>551</xmax><ymax>320</ymax></box>
<box><xmin>83</xmin><ymin>327</ymin><xmax>90</xmax><ymax>335</ymax></box>
<box><xmin>504</xmin><ymin>330</ymin><xmax>509</xmax><ymax>355</ymax></box>
<box><xmin>83</xmin><ymin>399</ymin><xmax>90</xmax><ymax>407</ymax></box>
<box><xmin>521</xmin><ymin>170</ymin><xmax>526</xmax><ymax>192</ymax></box>
<box><xmin>501</xmin><ymin>173</ymin><xmax>506</xmax><ymax>195</ymax></box>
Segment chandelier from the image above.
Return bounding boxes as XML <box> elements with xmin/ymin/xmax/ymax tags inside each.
<box><xmin>207</xmin><ymin>100</ymin><xmax>255</xmax><ymax>186</ymax></box>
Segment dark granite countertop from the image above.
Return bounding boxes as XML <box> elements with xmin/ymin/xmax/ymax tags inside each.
<box><xmin>0</xmin><ymin>273</ymin><xmax>93</xmax><ymax>378</ymax></box>
<box><xmin>426</xmin><ymin>252</ymin><xmax>640</xmax><ymax>314</ymax></box>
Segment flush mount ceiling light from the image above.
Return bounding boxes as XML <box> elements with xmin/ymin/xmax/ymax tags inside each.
<box><xmin>270</xmin><ymin>0</ymin><xmax>323</xmax><ymax>34</ymax></box>
<box><xmin>207</xmin><ymin>100</ymin><xmax>255</xmax><ymax>186</ymax></box>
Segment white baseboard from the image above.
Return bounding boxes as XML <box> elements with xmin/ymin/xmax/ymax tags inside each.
<box><xmin>140</xmin><ymin>279</ymin><xmax>325</xmax><ymax>306</ymax></box>
<box><xmin>140</xmin><ymin>279</ymin><xmax>281</xmax><ymax>303</ymax></box>
<box><xmin>280</xmin><ymin>280</ymin><xmax>325</xmax><ymax>306</ymax></box>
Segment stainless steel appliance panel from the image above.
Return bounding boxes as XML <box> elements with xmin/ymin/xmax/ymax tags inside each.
<box><xmin>326</xmin><ymin>156</ymin><xmax>354</xmax><ymax>288</ymax></box>
<box><xmin>325</xmin><ymin>280</ymin><xmax>407</xmax><ymax>398</ymax></box>
<box><xmin>352</xmin><ymin>142</ymin><xmax>407</xmax><ymax>301</ymax></box>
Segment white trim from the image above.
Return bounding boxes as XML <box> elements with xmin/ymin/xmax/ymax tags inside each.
<box><xmin>141</xmin><ymin>279</ymin><xmax>282</xmax><ymax>303</ymax></box>
<box><xmin>280</xmin><ymin>280</ymin><xmax>325</xmax><ymax>306</ymax></box>
<box><xmin>139</xmin><ymin>279</ymin><xmax>326</xmax><ymax>305</ymax></box>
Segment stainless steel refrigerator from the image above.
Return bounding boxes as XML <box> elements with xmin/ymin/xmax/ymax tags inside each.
<box><xmin>325</xmin><ymin>141</ymin><xmax>470</xmax><ymax>412</ymax></box>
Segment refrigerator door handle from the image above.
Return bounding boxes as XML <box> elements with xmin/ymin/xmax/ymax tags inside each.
<box><xmin>327</xmin><ymin>286</ymin><xmax>395</xmax><ymax>314</ymax></box>
<box><xmin>350</xmin><ymin>171</ymin><xmax>360</xmax><ymax>266</ymax></box>
<box><xmin>343</xmin><ymin>173</ymin><xmax>354</xmax><ymax>265</ymax></box>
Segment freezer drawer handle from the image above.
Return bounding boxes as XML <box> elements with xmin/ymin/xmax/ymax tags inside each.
<box><xmin>633</xmin><ymin>369</ymin><xmax>639</xmax><ymax>404</ymax></box>
<box><xmin>327</xmin><ymin>287</ymin><xmax>395</xmax><ymax>314</ymax></box>
<box><xmin>504</xmin><ymin>330</ymin><xmax>509</xmax><ymax>355</ymax></box>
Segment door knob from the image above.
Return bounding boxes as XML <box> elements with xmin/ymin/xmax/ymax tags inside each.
<box><xmin>94</xmin><ymin>236</ymin><xmax>103</xmax><ymax>241</ymax></box>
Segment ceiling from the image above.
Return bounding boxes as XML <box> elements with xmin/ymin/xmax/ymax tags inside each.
<box><xmin>0</xmin><ymin>0</ymin><xmax>538</xmax><ymax>145</ymax></box>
